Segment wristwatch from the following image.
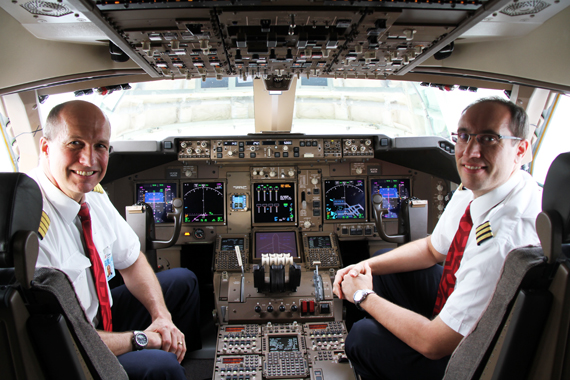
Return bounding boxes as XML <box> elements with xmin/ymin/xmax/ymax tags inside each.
<box><xmin>132</xmin><ymin>331</ymin><xmax>148</xmax><ymax>351</ymax></box>
<box><xmin>353</xmin><ymin>289</ymin><xmax>375</xmax><ymax>311</ymax></box>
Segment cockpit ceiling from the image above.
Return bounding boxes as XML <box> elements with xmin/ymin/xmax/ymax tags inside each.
<box><xmin>3</xmin><ymin>0</ymin><xmax>564</xmax><ymax>82</ymax></box>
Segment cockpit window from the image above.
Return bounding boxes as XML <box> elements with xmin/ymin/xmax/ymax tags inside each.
<box><xmin>38</xmin><ymin>79</ymin><xmax>507</xmax><ymax>142</ymax></box>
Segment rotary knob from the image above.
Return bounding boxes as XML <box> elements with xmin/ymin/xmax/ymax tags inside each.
<box><xmin>351</xmin><ymin>145</ymin><xmax>358</xmax><ymax>152</ymax></box>
<box><xmin>311</xmin><ymin>177</ymin><xmax>319</xmax><ymax>185</ymax></box>
<box><xmin>355</xmin><ymin>167</ymin><xmax>363</xmax><ymax>175</ymax></box>
<box><xmin>291</xmin><ymin>305</ymin><xmax>298</xmax><ymax>312</ymax></box>
<box><xmin>254</xmin><ymin>305</ymin><xmax>262</xmax><ymax>313</ymax></box>
<box><xmin>288</xmin><ymin>170</ymin><xmax>295</xmax><ymax>177</ymax></box>
<box><xmin>181</xmin><ymin>142</ymin><xmax>187</xmax><ymax>148</ymax></box>
<box><xmin>279</xmin><ymin>305</ymin><xmax>286</xmax><ymax>312</ymax></box>
<box><xmin>250</xmin><ymin>146</ymin><xmax>256</xmax><ymax>152</ymax></box>
<box><xmin>200</xmin><ymin>141</ymin><xmax>208</xmax><ymax>148</ymax></box>
<box><xmin>283</xmin><ymin>146</ymin><xmax>289</xmax><ymax>151</ymax></box>
<box><xmin>195</xmin><ymin>148</ymin><xmax>202</xmax><ymax>154</ymax></box>
<box><xmin>304</xmin><ymin>221</ymin><xmax>312</xmax><ymax>229</ymax></box>
<box><xmin>360</xmin><ymin>146</ymin><xmax>367</xmax><ymax>152</ymax></box>
<box><xmin>270</xmin><ymin>171</ymin><xmax>276</xmax><ymax>177</ymax></box>
<box><xmin>267</xmin><ymin>305</ymin><xmax>274</xmax><ymax>313</ymax></box>
<box><xmin>228</xmin><ymin>150</ymin><xmax>233</xmax><ymax>156</ymax></box>
<box><xmin>345</xmin><ymin>140</ymin><xmax>352</xmax><ymax>146</ymax></box>
<box><xmin>186</xmin><ymin>148</ymin><xmax>193</xmax><ymax>154</ymax></box>
<box><xmin>259</xmin><ymin>170</ymin><xmax>265</xmax><ymax>176</ymax></box>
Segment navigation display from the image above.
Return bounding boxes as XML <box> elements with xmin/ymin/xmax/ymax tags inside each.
<box><xmin>268</xmin><ymin>336</ymin><xmax>299</xmax><ymax>352</ymax></box>
<box><xmin>182</xmin><ymin>182</ymin><xmax>225</xmax><ymax>223</ymax></box>
<box><xmin>255</xmin><ymin>231</ymin><xmax>298</xmax><ymax>258</ymax></box>
<box><xmin>136</xmin><ymin>183</ymin><xmax>176</xmax><ymax>224</ymax></box>
<box><xmin>253</xmin><ymin>182</ymin><xmax>295</xmax><ymax>224</ymax></box>
<box><xmin>324</xmin><ymin>179</ymin><xmax>366</xmax><ymax>221</ymax></box>
<box><xmin>370</xmin><ymin>178</ymin><xmax>411</xmax><ymax>219</ymax></box>
<box><xmin>220</xmin><ymin>237</ymin><xmax>245</xmax><ymax>251</ymax></box>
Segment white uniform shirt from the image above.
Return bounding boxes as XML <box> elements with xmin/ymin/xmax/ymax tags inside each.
<box><xmin>29</xmin><ymin>168</ymin><xmax>140</xmax><ymax>326</ymax></box>
<box><xmin>431</xmin><ymin>170</ymin><xmax>541</xmax><ymax>336</ymax></box>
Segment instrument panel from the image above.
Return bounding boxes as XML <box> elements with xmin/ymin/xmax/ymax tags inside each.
<box><xmin>111</xmin><ymin>134</ymin><xmax>454</xmax><ymax>380</ymax></box>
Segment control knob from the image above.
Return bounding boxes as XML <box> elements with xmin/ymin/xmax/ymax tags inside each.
<box><xmin>288</xmin><ymin>170</ymin><xmax>295</xmax><ymax>177</ymax></box>
<box><xmin>200</xmin><ymin>141</ymin><xmax>208</xmax><ymax>148</ymax></box>
<box><xmin>181</xmin><ymin>142</ymin><xmax>187</xmax><ymax>148</ymax></box>
<box><xmin>250</xmin><ymin>146</ymin><xmax>256</xmax><ymax>152</ymax></box>
<box><xmin>269</xmin><ymin>171</ymin><xmax>276</xmax><ymax>177</ymax></box>
<box><xmin>345</xmin><ymin>140</ymin><xmax>352</xmax><ymax>146</ymax></box>
<box><xmin>351</xmin><ymin>145</ymin><xmax>358</xmax><ymax>152</ymax></box>
<box><xmin>365</xmin><ymin>139</ymin><xmax>372</xmax><ymax>146</ymax></box>
<box><xmin>304</xmin><ymin>221</ymin><xmax>312</xmax><ymax>229</ymax></box>
<box><xmin>267</xmin><ymin>305</ymin><xmax>274</xmax><ymax>312</ymax></box>
<box><xmin>184</xmin><ymin>170</ymin><xmax>193</xmax><ymax>177</ymax></box>
<box><xmin>195</xmin><ymin>148</ymin><xmax>202</xmax><ymax>154</ymax></box>
<box><xmin>259</xmin><ymin>170</ymin><xmax>265</xmax><ymax>176</ymax></box>
<box><xmin>360</xmin><ymin>145</ymin><xmax>367</xmax><ymax>152</ymax></box>
<box><xmin>283</xmin><ymin>146</ymin><xmax>289</xmax><ymax>151</ymax></box>
<box><xmin>291</xmin><ymin>305</ymin><xmax>298</xmax><ymax>312</ymax></box>
<box><xmin>228</xmin><ymin>150</ymin><xmax>234</xmax><ymax>156</ymax></box>
<box><xmin>311</xmin><ymin>177</ymin><xmax>319</xmax><ymax>185</ymax></box>
<box><xmin>254</xmin><ymin>305</ymin><xmax>262</xmax><ymax>313</ymax></box>
<box><xmin>186</xmin><ymin>148</ymin><xmax>193</xmax><ymax>154</ymax></box>
<box><xmin>279</xmin><ymin>305</ymin><xmax>286</xmax><ymax>312</ymax></box>
<box><xmin>355</xmin><ymin>167</ymin><xmax>363</xmax><ymax>175</ymax></box>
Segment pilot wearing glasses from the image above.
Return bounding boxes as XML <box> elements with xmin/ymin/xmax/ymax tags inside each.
<box><xmin>334</xmin><ymin>97</ymin><xmax>542</xmax><ymax>380</ymax></box>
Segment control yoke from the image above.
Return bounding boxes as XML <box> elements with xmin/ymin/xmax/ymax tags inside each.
<box><xmin>372</xmin><ymin>194</ymin><xmax>407</xmax><ymax>244</ymax></box>
<box><xmin>151</xmin><ymin>198</ymin><xmax>183</xmax><ymax>250</ymax></box>
<box><xmin>125</xmin><ymin>198</ymin><xmax>183</xmax><ymax>271</ymax></box>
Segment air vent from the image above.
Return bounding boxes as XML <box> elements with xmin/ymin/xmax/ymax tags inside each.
<box><xmin>500</xmin><ymin>0</ymin><xmax>550</xmax><ymax>17</ymax></box>
<box><xmin>20</xmin><ymin>0</ymin><xmax>73</xmax><ymax>17</ymax></box>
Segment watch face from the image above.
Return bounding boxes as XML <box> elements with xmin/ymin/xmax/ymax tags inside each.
<box><xmin>135</xmin><ymin>333</ymin><xmax>148</xmax><ymax>346</ymax></box>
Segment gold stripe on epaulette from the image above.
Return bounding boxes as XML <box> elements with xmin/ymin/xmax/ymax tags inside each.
<box><xmin>38</xmin><ymin>211</ymin><xmax>50</xmax><ymax>240</ymax></box>
<box><xmin>92</xmin><ymin>184</ymin><xmax>105</xmax><ymax>194</ymax></box>
<box><xmin>476</xmin><ymin>221</ymin><xmax>493</xmax><ymax>246</ymax></box>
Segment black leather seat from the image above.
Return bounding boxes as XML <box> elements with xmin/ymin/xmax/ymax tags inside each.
<box><xmin>444</xmin><ymin>152</ymin><xmax>570</xmax><ymax>380</ymax></box>
<box><xmin>0</xmin><ymin>173</ymin><xmax>127</xmax><ymax>380</ymax></box>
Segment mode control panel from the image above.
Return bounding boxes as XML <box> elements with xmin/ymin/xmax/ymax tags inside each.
<box><xmin>176</xmin><ymin>137</ymin><xmax>383</xmax><ymax>161</ymax></box>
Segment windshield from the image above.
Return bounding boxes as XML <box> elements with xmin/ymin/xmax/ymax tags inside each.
<box><xmin>39</xmin><ymin>78</ymin><xmax>507</xmax><ymax>141</ymax></box>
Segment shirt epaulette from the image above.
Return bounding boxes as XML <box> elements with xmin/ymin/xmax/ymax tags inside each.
<box><xmin>92</xmin><ymin>184</ymin><xmax>105</xmax><ymax>194</ymax></box>
<box><xmin>38</xmin><ymin>211</ymin><xmax>50</xmax><ymax>240</ymax></box>
<box><xmin>475</xmin><ymin>221</ymin><xmax>493</xmax><ymax>246</ymax></box>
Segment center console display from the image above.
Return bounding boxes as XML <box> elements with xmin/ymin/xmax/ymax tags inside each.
<box><xmin>220</xmin><ymin>237</ymin><xmax>245</xmax><ymax>251</ymax></box>
<box><xmin>253</xmin><ymin>182</ymin><xmax>295</xmax><ymax>225</ymax></box>
<box><xmin>255</xmin><ymin>231</ymin><xmax>298</xmax><ymax>258</ymax></box>
<box><xmin>136</xmin><ymin>183</ymin><xmax>177</xmax><ymax>224</ymax></box>
<box><xmin>308</xmin><ymin>235</ymin><xmax>332</xmax><ymax>249</ymax></box>
<box><xmin>324</xmin><ymin>179</ymin><xmax>366</xmax><ymax>221</ymax></box>
<box><xmin>182</xmin><ymin>182</ymin><xmax>225</xmax><ymax>223</ymax></box>
<box><xmin>370</xmin><ymin>178</ymin><xmax>411</xmax><ymax>219</ymax></box>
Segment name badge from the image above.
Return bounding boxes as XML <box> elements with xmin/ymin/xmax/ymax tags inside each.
<box><xmin>104</xmin><ymin>251</ymin><xmax>115</xmax><ymax>281</ymax></box>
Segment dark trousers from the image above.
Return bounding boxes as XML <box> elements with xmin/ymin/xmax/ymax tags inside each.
<box><xmin>345</xmin><ymin>259</ymin><xmax>450</xmax><ymax>380</ymax></box>
<box><xmin>110</xmin><ymin>268</ymin><xmax>201</xmax><ymax>380</ymax></box>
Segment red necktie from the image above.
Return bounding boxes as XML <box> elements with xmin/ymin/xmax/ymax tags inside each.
<box><xmin>78</xmin><ymin>203</ymin><xmax>113</xmax><ymax>332</ymax></box>
<box><xmin>433</xmin><ymin>202</ymin><xmax>473</xmax><ymax>317</ymax></box>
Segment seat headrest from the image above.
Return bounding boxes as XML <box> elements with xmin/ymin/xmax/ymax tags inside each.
<box><xmin>542</xmin><ymin>152</ymin><xmax>570</xmax><ymax>244</ymax></box>
<box><xmin>0</xmin><ymin>173</ymin><xmax>42</xmax><ymax>267</ymax></box>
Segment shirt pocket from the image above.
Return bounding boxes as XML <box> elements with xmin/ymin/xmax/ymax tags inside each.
<box><xmin>61</xmin><ymin>252</ymin><xmax>93</xmax><ymax>307</ymax></box>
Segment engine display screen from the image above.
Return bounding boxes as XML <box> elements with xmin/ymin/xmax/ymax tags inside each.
<box><xmin>308</xmin><ymin>236</ymin><xmax>332</xmax><ymax>249</ymax></box>
<box><xmin>220</xmin><ymin>237</ymin><xmax>245</xmax><ymax>251</ymax></box>
<box><xmin>324</xmin><ymin>179</ymin><xmax>366</xmax><ymax>220</ymax></box>
<box><xmin>182</xmin><ymin>182</ymin><xmax>225</xmax><ymax>223</ymax></box>
<box><xmin>136</xmin><ymin>183</ymin><xmax>176</xmax><ymax>224</ymax></box>
<box><xmin>253</xmin><ymin>182</ymin><xmax>295</xmax><ymax>224</ymax></box>
<box><xmin>268</xmin><ymin>336</ymin><xmax>299</xmax><ymax>352</ymax></box>
<box><xmin>370</xmin><ymin>178</ymin><xmax>411</xmax><ymax>219</ymax></box>
<box><xmin>255</xmin><ymin>231</ymin><xmax>298</xmax><ymax>258</ymax></box>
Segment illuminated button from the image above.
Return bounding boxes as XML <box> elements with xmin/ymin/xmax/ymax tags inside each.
<box><xmin>250</xmin><ymin>153</ymin><xmax>256</xmax><ymax>158</ymax></box>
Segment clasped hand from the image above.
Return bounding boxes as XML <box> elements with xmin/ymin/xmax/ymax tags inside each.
<box><xmin>145</xmin><ymin>317</ymin><xmax>186</xmax><ymax>363</ymax></box>
<box><xmin>333</xmin><ymin>262</ymin><xmax>373</xmax><ymax>303</ymax></box>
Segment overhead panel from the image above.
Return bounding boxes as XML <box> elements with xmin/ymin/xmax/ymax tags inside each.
<box><xmin>70</xmin><ymin>0</ymin><xmax>501</xmax><ymax>80</ymax></box>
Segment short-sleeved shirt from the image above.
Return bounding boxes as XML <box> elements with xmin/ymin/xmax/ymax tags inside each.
<box><xmin>29</xmin><ymin>168</ymin><xmax>140</xmax><ymax>326</ymax></box>
<box><xmin>431</xmin><ymin>170</ymin><xmax>541</xmax><ymax>336</ymax></box>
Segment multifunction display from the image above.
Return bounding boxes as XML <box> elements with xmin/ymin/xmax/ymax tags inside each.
<box><xmin>308</xmin><ymin>235</ymin><xmax>332</xmax><ymax>249</ymax></box>
<box><xmin>255</xmin><ymin>231</ymin><xmax>298</xmax><ymax>258</ymax></box>
<box><xmin>136</xmin><ymin>183</ymin><xmax>176</xmax><ymax>224</ymax></box>
<box><xmin>220</xmin><ymin>237</ymin><xmax>245</xmax><ymax>251</ymax></box>
<box><xmin>324</xmin><ymin>179</ymin><xmax>366</xmax><ymax>221</ymax></box>
<box><xmin>253</xmin><ymin>182</ymin><xmax>295</xmax><ymax>224</ymax></box>
<box><xmin>370</xmin><ymin>178</ymin><xmax>411</xmax><ymax>219</ymax></box>
<box><xmin>268</xmin><ymin>336</ymin><xmax>299</xmax><ymax>352</ymax></box>
<box><xmin>182</xmin><ymin>182</ymin><xmax>225</xmax><ymax>223</ymax></box>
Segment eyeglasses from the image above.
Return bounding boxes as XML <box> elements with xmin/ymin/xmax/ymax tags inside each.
<box><xmin>451</xmin><ymin>132</ymin><xmax>522</xmax><ymax>147</ymax></box>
